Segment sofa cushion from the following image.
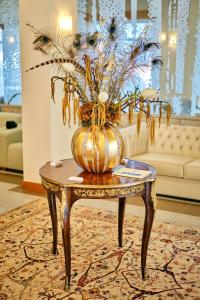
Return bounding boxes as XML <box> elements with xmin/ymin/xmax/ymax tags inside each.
<box><xmin>0</xmin><ymin>124</ymin><xmax>22</xmax><ymax>168</ymax></box>
<box><xmin>184</xmin><ymin>159</ymin><xmax>200</xmax><ymax>180</ymax></box>
<box><xmin>132</xmin><ymin>153</ymin><xmax>193</xmax><ymax>178</ymax></box>
<box><xmin>148</xmin><ymin>124</ymin><xmax>200</xmax><ymax>159</ymax></box>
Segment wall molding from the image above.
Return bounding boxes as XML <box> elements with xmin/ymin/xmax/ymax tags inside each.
<box><xmin>22</xmin><ymin>181</ymin><xmax>46</xmax><ymax>195</ymax></box>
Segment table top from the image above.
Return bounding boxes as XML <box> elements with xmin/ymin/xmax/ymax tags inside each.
<box><xmin>39</xmin><ymin>159</ymin><xmax>156</xmax><ymax>189</ymax></box>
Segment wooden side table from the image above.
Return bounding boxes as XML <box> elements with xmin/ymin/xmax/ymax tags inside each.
<box><xmin>40</xmin><ymin>159</ymin><xmax>157</xmax><ymax>290</ymax></box>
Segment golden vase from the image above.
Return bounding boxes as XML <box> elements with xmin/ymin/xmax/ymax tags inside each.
<box><xmin>71</xmin><ymin>123</ymin><xmax>124</xmax><ymax>173</ymax></box>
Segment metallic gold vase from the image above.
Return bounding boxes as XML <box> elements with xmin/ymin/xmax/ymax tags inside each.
<box><xmin>71</xmin><ymin>123</ymin><xmax>124</xmax><ymax>173</ymax></box>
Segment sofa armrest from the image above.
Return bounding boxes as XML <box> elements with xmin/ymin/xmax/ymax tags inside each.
<box><xmin>0</xmin><ymin>112</ymin><xmax>22</xmax><ymax>128</ymax></box>
<box><xmin>0</xmin><ymin>125</ymin><xmax>22</xmax><ymax>168</ymax></box>
<box><xmin>120</xmin><ymin>123</ymin><xmax>148</xmax><ymax>158</ymax></box>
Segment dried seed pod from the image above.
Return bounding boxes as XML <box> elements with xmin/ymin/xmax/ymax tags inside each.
<box><xmin>67</xmin><ymin>93</ymin><xmax>71</xmax><ymax>128</ymax></box>
<box><xmin>51</xmin><ymin>77</ymin><xmax>55</xmax><ymax>103</ymax></box>
<box><xmin>166</xmin><ymin>104</ymin><xmax>171</xmax><ymax>126</ymax></box>
<box><xmin>137</xmin><ymin>111</ymin><xmax>142</xmax><ymax>136</ymax></box>
<box><xmin>128</xmin><ymin>102</ymin><xmax>133</xmax><ymax>125</ymax></box>
<box><xmin>159</xmin><ymin>103</ymin><xmax>162</xmax><ymax>128</ymax></box>
<box><xmin>73</xmin><ymin>98</ymin><xmax>77</xmax><ymax>125</ymax></box>
<box><xmin>62</xmin><ymin>95</ymin><xmax>68</xmax><ymax>125</ymax></box>
<box><xmin>150</xmin><ymin>118</ymin><xmax>155</xmax><ymax>144</ymax></box>
<box><xmin>146</xmin><ymin>103</ymin><xmax>151</xmax><ymax>127</ymax></box>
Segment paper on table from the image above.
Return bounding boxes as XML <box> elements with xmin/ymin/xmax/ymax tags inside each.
<box><xmin>113</xmin><ymin>167</ymin><xmax>152</xmax><ymax>178</ymax></box>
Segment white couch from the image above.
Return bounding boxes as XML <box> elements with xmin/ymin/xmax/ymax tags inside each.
<box><xmin>120</xmin><ymin>123</ymin><xmax>200</xmax><ymax>201</ymax></box>
<box><xmin>0</xmin><ymin>112</ymin><xmax>23</xmax><ymax>171</ymax></box>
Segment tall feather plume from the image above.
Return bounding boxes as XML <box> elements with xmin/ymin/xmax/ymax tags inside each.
<box><xmin>106</xmin><ymin>17</ymin><xmax>125</xmax><ymax>42</ymax></box>
<box><xmin>108</xmin><ymin>17</ymin><xmax>117</xmax><ymax>41</ymax></box>
<box><xmin>26</xmin><ymin>58</ymin><xmax>86</xmax><ymax>75</ymax></box>
<box><xmin>67</xmin><ymin>47</ymin><xmax>76</xmax><ymax>59</ymax></box>
<box><xmin>86</xmin><ymin>32</ymin><xmax>98</xmax><ymax>47</ymax></box>
<box><xmin>27</xmin><ymin>19</ymin><xmax>171</xmax><ymax>135</ymax></box>
<box><xmin>152</xmin><ymin>56</ymin><xmax>164</xmax><ymax>69</ymax></box>
<box><xmin>129</xmin><ymin>26</ymin><xmax>149</xmax><ymax>62</ymax></box>
<box><xmin>84</xmin><ymin>55</ymin><xmax>94</xmax><ymax>101</ymax></box>
<box><xmin>33</xmin><ymin>34</ymin><xmax>52</xmax><ymax>54</ymax></box>
<box><xmin>143</xmin><ymin>42</ymin><xmax>160</xmax><ymax>51</ymax></box>
<box><xmin>130</xmin><ymin>43</ymin><xmax>161</xmax><ymax>69</ymax></box>
<box><xmin>73</xmin><ymin>33</ymin><xmax>82</xmax><ymax>49</ymax></box>
<box><xmin>26</xmin><ymin>23</ymin><xmax>76</xmax><ymax>60</ymax></box>
<box><xmin>130</xmin><ymin>42</ymin><xmax>143</xmax><ymax>61</ymax></box>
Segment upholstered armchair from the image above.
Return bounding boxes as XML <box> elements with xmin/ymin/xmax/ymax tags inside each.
<box><xmin>0</xmin><ymin>112</ymin><xmax>23</xmax><ymax>171</ymax></box>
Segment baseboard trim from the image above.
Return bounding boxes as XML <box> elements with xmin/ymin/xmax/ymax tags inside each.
<box><xmin>22</xmin><ymin>181</ymin><xmax>46</xmax><ymax>194</ymax></box>
<box><xmin>157</xmin><ymin>193</ymin><xmax>200</xmax><ymax>204</ymax></box>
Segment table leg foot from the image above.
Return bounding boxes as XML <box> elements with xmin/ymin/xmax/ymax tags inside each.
<box><xmin>141</xmin><ymin>182</ymin><xmax>155</xmax><ymax>280</ymax></box>
<box><xmin>142</xmin><ymin>266</ymin><xmax>147</xmax><ymax>280</ymax></box>
<box><xmin>64</xmin><ymin>276</ymin><xmax>70</xmax><ymax>291</ymax></box>
<box><xmin>51</xmin><ymin>247</ymin><xmax>59</xmax><ymax>255</ymax></box>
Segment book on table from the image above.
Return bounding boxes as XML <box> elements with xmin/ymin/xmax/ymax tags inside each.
<box><xmin>113</xmin><ymin>167</ymin><xmax>152</xmax><ymax>179</ymax></box>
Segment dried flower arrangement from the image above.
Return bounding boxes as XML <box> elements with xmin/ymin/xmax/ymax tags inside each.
<box><xmin>27</xmin><ymin>18</ymin><xmax>171</xmax><ymax>143</ymax></box>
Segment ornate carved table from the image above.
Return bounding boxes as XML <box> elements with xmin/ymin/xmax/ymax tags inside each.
<box><xmin>40</xmin><ymin>158</ymin><xmax>157</xmax><ymax>290</ymax></box>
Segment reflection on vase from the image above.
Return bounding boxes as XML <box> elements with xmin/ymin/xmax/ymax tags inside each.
<box><xmin>78</xmin><ymin>171</ymin><xmax>122</xmax><ymax>185</ymax></box>
<box><xmin>71</xmin><ymin>123</ymin><xmax>124</xmax><ymax>173</ymax></box>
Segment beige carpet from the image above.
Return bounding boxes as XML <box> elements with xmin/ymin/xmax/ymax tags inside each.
<box><xmin>0</xmin><ymin>198</ymin><xmax>199</xmax><ymax>299</ymax></box>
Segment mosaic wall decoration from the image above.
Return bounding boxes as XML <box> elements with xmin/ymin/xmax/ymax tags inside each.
<box><xmin>98</xmin><ymin>0</ymin><xmax>125</xmax><ymax>21</ymax></box>
<box><xmin>175</xmin><ymin>0</ymin><xmax>190</xmax><ymax>95</ymax></box>
<box><xmin>78</xmin><ymin>0</ymin><xmax>125</xmax><ymax>32</ymax></box>
<box><xmin>0</xmin><ymin>0</ymin><xmax>21</xmax><ymax>105</ymax></box>
<box><xmin>147</xmin><ymin>0</ymin><xmax>162</xmax><ymax>91</ymax></box>
<box><xmin>191</xmin><ymin>1</ymin><xmax>200</xmax><ymax>115</ymax></box>
<box><xmin>162</xmin><ymin>0</ymin><xmax>200</xmax><ymax>115</ymax></box>
<box><xmin>78</xmin><ymin>0</ymin><xmax>87</xmax><ymax>32</ymax></box>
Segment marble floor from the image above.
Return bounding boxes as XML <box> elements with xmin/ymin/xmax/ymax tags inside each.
<box><xmin>0</xmin><ymin>172</ymin><xmax>41</xmax><ymax>214</ymax></box>
<box><xmin>0</xmin><ymin>171</ymin><xmax>200</xmax><ymax>227</ymax></box>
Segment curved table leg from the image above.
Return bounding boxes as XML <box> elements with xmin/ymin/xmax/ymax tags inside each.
<box><xmin>61</xmin><ymin>188</ymin><xmax>73</xmax><ymax>291</ymax></box>
<box><xmin>118</xmin><ymin>197</ymin><xmax>126</xmax><ymax>247</ymax></box>
<box><xmin>47</xmin><ymin>191</ymin><xmax>58</xmax><ymax>255</ymax></box>
<box><xmin>141</xmin><ymin>182</ymin><xmax>155</xmax><ymax>279</ymax></box>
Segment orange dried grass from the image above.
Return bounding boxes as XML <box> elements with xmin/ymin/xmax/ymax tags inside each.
<box><xmin>149</xmin><ymin>118</ymin><xmax>155</xmax><ymax>144</ymax></box>
<box><xmin>166</xmin><ymin>104</ymin><xmax>171</xmax><ymax>126</ymax></box>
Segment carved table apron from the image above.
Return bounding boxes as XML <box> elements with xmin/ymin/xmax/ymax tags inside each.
<box><xmin>40</xmin><ymin>159</ymin><xmax>157</xmax><ymax>290</ymax></box>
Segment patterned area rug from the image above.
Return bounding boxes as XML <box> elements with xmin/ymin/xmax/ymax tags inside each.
<box><xmin>0</xmin><ymin>199</ymin><xmax>199</xmax><ymax>300</ymax></box>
